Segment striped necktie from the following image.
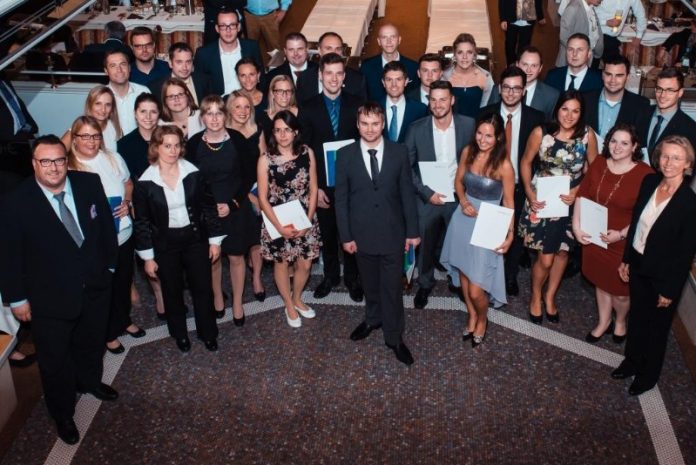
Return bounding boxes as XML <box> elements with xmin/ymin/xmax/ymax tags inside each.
<box><xmin>54</xmin><ymin>191</ymin><xmax>84</xmax><ymax>247</ymax></box>
<box><xmin>388</xmin><ymin>105</ymin><xmax>399</xmax><ymax>141</ymax></box>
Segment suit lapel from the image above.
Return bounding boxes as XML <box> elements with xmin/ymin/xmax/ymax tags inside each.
<box><xmin>423</xmin><ymin>117</ymin><xmax>436</xmax><ymax>161</ymax></box>
<box><xmin>70</xmin><ymin>175</ymin><xmax>92</xmax><ymax>245</ymax></box>
<box><xmin>31</xmin><ymin>177</ymin><xmax>83</xmax><ymax>249</ymax></box>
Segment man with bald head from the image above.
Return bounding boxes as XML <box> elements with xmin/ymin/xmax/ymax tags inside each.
<box><xmin>360</xmin><ymin>24</ymin><xmax>419</xmax><ymax>101</ymax></box>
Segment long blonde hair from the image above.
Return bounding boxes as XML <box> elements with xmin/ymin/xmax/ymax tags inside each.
<box><xmin>85</xmin><ymin>85</ymin><xmax>123</xmax><ymax>138</ymax></box>
<box><xmin>225</xmin><ymin>90</ymin><xmax>258</xmax><ymax>133</ymax></box>
<box><xmin>266</xmin><ymin>75</ymin><xmax>297</xmax><ymax>115</ymax></box>
<box><xmin>68</xmin><ymin>115</ymin><xmax>122</xmax><ymax>175</ymax></box>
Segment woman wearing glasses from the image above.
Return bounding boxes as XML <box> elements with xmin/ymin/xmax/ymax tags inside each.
<box><xmin>160</xmin><ymin>78</ymin><xmax>204</xmax><ymax>139</ymax></box>
<box><xmin>258</xmin><ymin>75</ymin><xmax>297</xmax><ymax>145</ymax></box>
<box><xmin>258</xmin><ymin>110</ymin><xmax>321</xmax><ymax>328</ymax></box>
<box><xmin>67</xmin><ymin>115</ymin><xmax>145</xmax><ymax>354</ymax></box>
<box><xmin>62</xmin><ymin>86</ymin><xmax>122</xmax><ymax>153</ymax></box>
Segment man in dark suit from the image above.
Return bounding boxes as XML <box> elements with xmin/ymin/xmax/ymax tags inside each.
<box><xmin>405</xmin><ymin>80</ymin><xmax>475</xmax><ymax>309</ymax></box>
<box><xmin>584</xmin><ymin>54</ymin><xmax>651</xmax><ymax>147</ymax></box>
<box><xmin>298</xmin><ymin>53</ymin><xmax>365</xmax><ymax>301</ymax></box>
<box><xmin>481</xmin><ymin>66</ymin><xmax>545</xmax><ymax>296</ymax></box>
<box><xmin>644</xmin><ymin>67</ymin><xmax>696</xmax><ymax>163</ymax></box>
<box><xmin>0</xmin><ymin>76</ymin><xmax>38</xmax><ymax>176</ymax></box>
<box><xmin>261</xmin><ymin>32</ymin><xmax>318</xmax><ymax>93</ymax></box>
<box><xmin>194</xmin><ymin>10</ymin><xmax>263</xmax><ymax>96</ymax></box>
<box><xmin>489</xmin><ymin>46</ymin><xmax>559</xmax><ymax>121</ymax></box>
<box><xmin>545</xmin><ymin>33</ymin><xmax>602</xmax><ymax>93</ymax></box>
<box><xmin>359</xmin><ymin>24</ymin><xmax>419</xmax><ymax>101</ymax></box>
<box><xmin>295</xmin><ymin>32</ymin><xmax>367</xmax><ymax>104</ymax></box>
<box><xmin>499</xmin><ymin>0</ymin><xmax>545</xmax><ymax>66</ymax></box>
<box><xmin>70</xmin><ymin>21</ymin><xmax>134</xmax><ymax>74</ymax></box>
<box><xmin>335</xmin><ymin>102</ymin><xmax>420</xmax><ymax>366</ymax></box>
<box><xmin>405</xmin><ymin>53</ymin><xmax>444</xmax><ymax>107</ymax></box>
<box><xmin>0</xmin><ymin>136</ymin><xmax>119</xmax><ymax>445</ymax></box>
<box><xmin>379</xmin><ymin>61</ymin><xmax>427</xmax><ymax>144</ymax></box>
<box><xmin>149</xmin><ymin>42</ymin><xmax>211</xmax><ymax>106</ymax></box>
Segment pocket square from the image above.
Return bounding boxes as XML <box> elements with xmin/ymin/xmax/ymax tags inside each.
<box><xmin>90</xmin><ymin>204</ymin><xmax>97</xmax><ymax>219</ymax></box>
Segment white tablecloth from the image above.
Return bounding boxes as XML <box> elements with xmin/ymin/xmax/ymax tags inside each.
<box><xmin>426</xmin><ymin>0</ymin><xmax>492</xmax><ymax>53</ymax></box>
<box><xmin>618</xmin><ymin>24</ymin><xmax>687</xmax><ymax>47</ymax></box>
<box><xmin>74</xmin><ymin>6</ymin><xmax>204</xmax><ymax>33</ymax></box>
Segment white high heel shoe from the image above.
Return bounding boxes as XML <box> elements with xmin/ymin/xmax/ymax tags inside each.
<box><xmin>285</xmin><ymin>307</ymin><xmax>302</xmax><ymax>328</ymax></box>
<box><xmin>294</xmin><ymin>305</ymin><xmax>316</xmax><ymax>319</ymax></box>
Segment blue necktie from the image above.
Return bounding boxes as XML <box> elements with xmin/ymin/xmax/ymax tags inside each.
<box><xmin>0</xmin><ymin>81</ymin><xmax>29</xmax><ymax>134</ymax></box>
<box><xmin>329</xmin><ymin>100</ymin><xmax>339</xmax><ymax>137</ymax></box>
<box><xmin>388</xmin><ymin>105</ymin><xmax>399</xmax><ymax>142</ymax></box>
<box><xmin>648</xmin><ymin>115</ymin><xmax>664</xmax><ymax>155</ymax></box>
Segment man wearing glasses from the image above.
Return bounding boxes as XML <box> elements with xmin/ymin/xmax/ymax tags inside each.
<box><xmin>194</xmin><ymin>9</ymin><xmax>263</xmax><ymax>96</ymax></box>
<box><xmin>481</xmin><ymin>66</ymin><xmax>545</xmax><ymax>296</ymax></box>
<box><xmin>128</xmin><ymin>27</ymin><xmax>171</xmax><ymax>86</ymax></box>
<box><xmin>0</xmin><ymin>136</ymin><xmax>118</xmax><ymax>445</ymax></box>
<box><xmin>104</xmin><ymin>50</ymin><xmax>151</xmax><ymax>134</ymax></box>
<box><xmin>644</xmin><ymin>67</ymin><xmax>696</xmax><ymax>165</ymax></box>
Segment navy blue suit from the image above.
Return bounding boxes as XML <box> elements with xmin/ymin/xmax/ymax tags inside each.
<box><xmin>360</xmin><ymin>54</ymin><xmax>419</xmax><ymax>101</ymax></box>
<box><xmin>544</xmin><ymin>66</ymin><xmax>602</xmax><ymax>93</ymax></box>
<box><xmin>380</xmin><ymin>97</ymin><xmax>427</xmax><ymax>144</ymax></box>
<box><xmin>193</xmin><ymin>39</ymin><xmax>264</xmax><ymax>96</ymax></box>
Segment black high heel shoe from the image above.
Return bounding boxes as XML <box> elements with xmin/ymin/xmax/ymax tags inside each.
<box><xmin>254</xmin><ymin>290</ymin><xmax>266</xmax><ymax>302</ymax></box>
<box><xmin>233</xmin><ymin>314</ymin><xmax>245</xmax><ymax>327</ymax></box>
<box><xmin>471</xmin><ymin>331</ymin><xmax>487</xmax><ymax>348</ymax></box>
<box><xmin>585</xmin><ymin>321</ymin><xmax>614</xmax><ymax>343</ymax></box>
<box><xmin>462</xmin><ymin>330</ymin><xmax>474</xmax><ymax>342</ymax></box>
<box><xmin>545</xmin><ymin>304</ymin><xmax>560</xmax><ymax>324</ymax></box>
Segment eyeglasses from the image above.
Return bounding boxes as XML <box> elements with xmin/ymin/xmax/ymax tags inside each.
<box><xmin>655</xmin><ymin>87</ymin><xmax>680</xmax><ymax>95</ymax></box>
<box><xmin>659</xmin><ymin>154</ymin><xmax>686</xmax><ymax>162</ymax></box>
<box><xmin>273</xmin><ymin>127</ymin><xmax>295</xmax><ymax>134</ymax></box>
<box><xmin>273</xmin><ymin>89</ymin><xmax>294</xmax><ymax>96</ymax></box>
<box><xmin>501</xmin><ymin>85</ymin><xmax>524</xmax><ymax>94</ymax></box>
<box><xmin>34</xmin><ymin>157</ymin><xmax>68</xmax><ymax>167</ymax></box>
<box><xmin>217</xmin><ymin>23</ymin><xmax>238</xmax><ymax>31</ymax></box>
<box><xmin>166</xmin><ymin>92</ymin><xmax>186</xmax><ymax>101</ymax></box>
<box><xmin>204</xmin><ymin>111</ymin><xmax>225</xmax><ymax>119</ymax></box>
<box><xmin>132</xmin><ymin>42</ymin><xmax>155</xmax><ymax>50</ymax></box>
<box><xmin>73</xmin><ymin>133</ymin><xmax>102</xmax><ymax>141</ymax></box>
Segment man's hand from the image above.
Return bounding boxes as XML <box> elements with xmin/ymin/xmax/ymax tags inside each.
<box><xmin>144</xmin><ymin>259</ymin><xmax>159</xmax><ymax>279</ymax></box>
<box><xmin>657</xmin><ymin>294</ymin><xmax>673</xmax><ymax>308</ymax></box>
<box><xmin>275</xmin><ymin>9</ymin><xmax>287</xmax><ymax>24</ymax></box>
<box><xmin>12</xmin><ymin>301</ymin><xmax>31</xmax><ymax>322</ymax></box>
<box><xmin>405</xmin><ymin>237</ymin><xmax>421</xmax><ymax>251</ymax></box>
<box><xmin>500</xmin><ymin>21</ymin><xmax>508</xmax><ymax>31</ymax></box>
<box><xmin>217</xmin><ymin>203</ymin><xmax>230</xmax><ymax>218</ymax></box>
<box><xmin>429</xmin><ymin>192</ymin><xmax>446</xmax><ymax>205</ymax></box>
<box><xmin>343</xmin><ymin>241</ymin><xmax>357</xmax><ymax>254</ymax></box>
<box><xmin>209</xmin><ymin>244</ymin><xmax>221</xmax><ymax>262</ymax></box>
<box><xmin>318</xmin><ymin>189</ymin><xmax>330</xmax><ymax>209</ymax></box>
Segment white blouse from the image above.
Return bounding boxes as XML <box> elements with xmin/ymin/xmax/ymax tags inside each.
<box><xmin>632</xmin><ymin>189</ymin><xmax>672</xmax><ymax>254</ymax></box>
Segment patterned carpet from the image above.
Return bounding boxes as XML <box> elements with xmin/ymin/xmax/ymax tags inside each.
<box><xmin>2</xmin><ymin>265</ymin><xmax>695</xmax><ymax>465</ymax></box>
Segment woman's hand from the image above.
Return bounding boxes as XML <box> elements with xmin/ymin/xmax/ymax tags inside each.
<box><xmin>600</xmin><ymin>229</ymin><xmax>623</xmax><ymax>244</ymax></box>
<box><xmin>460</xmin><ymin>200</ymin><xmax>477</xmax><ymax>217</ymax></box>
<box><xmin>495</xmin><ymin>233</ymin><xmax>513</xmax><ymax>255</ymax></box>
<box><xmin>573</xmin><ymin>227</ymin><xmax>592</xmax><ymax>245</ymax></box>
<box><xmin>144</xmin><ymin>260</ymin><xmax>159</xmax><ymax>279</ymax></box>
<box><xmin>657</xmin><ymin>294</ymin><xmax>673</xmax><ymax>308</ymax></box>
<box><xmin>113</xmin><ymin>201</ymin><xmax>130</xmax><ymax>219</ymax></box>
<box><xmin>559</xmin><ymin>192</ymin><xmax>576</xmax><ymax>206</ymax></box>
<box><xmin>528</xmin><ymin>193</ymin><xmax>545</xmax><ymax>213</ymax></box>
<box><xmin>217</xmin><ymin>203</ymin><xmax>230</xmax><ymax>218</ymax></box>
<box><xmin>280</xmin><ymin>224</ymin><xmax>299</xmax><ymax>239</ymax></box>
<box><xmin>209</xmin><ymin>244</ymin><xmax>221</xmax><ymax>262</ymax></box>
<box><xmin>618</xmin><ymin>262</ymin><xmax>630</xmax><ymax>283</ymax></box>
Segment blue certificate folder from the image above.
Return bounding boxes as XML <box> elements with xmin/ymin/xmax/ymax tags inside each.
<box><xmin>403</xmin><ymin>244</ymin><xmax>416</xmax><ymax>283</ymax></box>
<box><xmin>107</xmin><ymin>196</ymin><xmax>122</xmax><ymax>231</ymax></box>
<box><xmin>325</xmin><ymin>149</ymin><xmax>337</xmax><ymax>187</ymax></box>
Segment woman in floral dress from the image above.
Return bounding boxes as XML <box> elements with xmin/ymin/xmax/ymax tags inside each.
<box><xmin>518</xmin><ymin>90</ymin><xmax>598</xmax><ymax>324</ymax></box>
<box><xmin>257</xmin><ymin>110</ymin><xmax>321</xmax><ymax>328</ymax></box>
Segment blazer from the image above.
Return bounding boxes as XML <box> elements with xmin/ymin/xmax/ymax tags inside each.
<box><xmin>545</xmin><ymin>66</ymin><xmax>603</xmax><ymax>93</ymax></box>
<box><xmin>334</xmin><ymin>140</ymin><xmax>419</xmax><ymax>255</ymax></box>
<box><xmin>193</xmin><ymin>39</ymin><xmax>264</xmax><ymax>96</ymax></box>
<box><xmin>0</xmin><ymin>79</ymin><xmax>38</xmax><ymax>142</ymax></box>
<box><xmin>480</xmin><ymin>102</ymin><xmax>546</xmax><ymax>175</ymax></box>
<box><xmin>404</xmin><ymin>113</ymin><xmax>475</xmax><ymax>202</ymax></box>
<box><xmin>0</xmin><ymin>171</ymin><xmax>118</xmax><ymax>319</ymax></box>
<box><xmin>295</xmin><ymin>67</ymin><xmax>367</xmax><ymax>104</ymax></box>
<box><xmin>405</xmin><ymin>85</ymin><xmax>428</xmax><ymax>107</ymax></box>
<box><xmin>647</xmin><ymin>107</ymin><xmax>696</xmax><ymax>158</ymax></box>
<box><xmin>499</xmin><ymin>0</ymin><xmax>544</xmax><ymax>23</ymax></box>
<box><xmin>298</xmin><ymin>91</ymin><xmax>364</xmax><ymax>189</ymax></box>
<box><xmin>261</xmin><ymin>61</ymin><xmax>319</xmax><ymax>94</ymax></box>
<box><xmin>623</xmin><ymin>173</ymin><xmax>696</xmax><ymax>300</ymax></box>
<box><xmin>359</xmin><ymin>54</ymin><xmax>420</xmax><ymax>101</ymax></box>
<box><xmin>148</xmin><ymin>72</ymin><xmax>212</xmax><ymax>106</ymax></box>
<box><xmin>557</xmin><ymin>0</ymin><xmax>604</xmax><ymax>66</ymax></box>
<box><xmin>380</xmin><ymin>97</ymin><xmax>428</xmax><ymax>144</ymax></box>
<box><xmin>488</xmin><ymin>80</ymin><xmax>559</xmax><ymax>121</ymax></box>
<box><xmin>133</xmin><ymin>163</ymin><xmax>222</xmax><ymax>254</ymax></box>
<box><xmin>584</xmin><ymin>89</ymin><xmax>651</xmax><ymax>145</ymax></box>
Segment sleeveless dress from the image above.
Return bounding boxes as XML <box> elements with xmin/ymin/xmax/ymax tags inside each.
<box><xmin>260</xmin><ymin>147</ymin><xmax>322</xmax><ymax>263</ymax></box>
<box><xmin>451</xmin><ymin>86</ymin><xmax>483</xmax><ymax>119</ymax></box>
<box><xmin>440</xmin><ymin>171</ymin><xmax>507</xmax><ymax>307</ymax></box>
<box><xmin>518</xmin><ymin>129</ymin><xmax>589</xmax><ymax>253</ymax></box>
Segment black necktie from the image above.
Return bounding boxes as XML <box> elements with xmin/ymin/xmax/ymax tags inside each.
<box><xmin>568</xmin><ymin>75</ymin><xmax>576</xmax><ymax>91</ymax></box>
<box><xmin>368</xmin><ymin>149</ymin><xmax>379</xmax><ymax>187</ymax></box>
<box><xmin>648</xmin><ymin>115</ymin><xmax>664</xmax><ymax>155</ymax></box>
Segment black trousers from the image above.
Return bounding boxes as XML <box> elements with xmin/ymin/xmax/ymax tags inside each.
<box><xmin>602</xmin><ymin>34</ymin><xmax>622</xmax><ymax>61</ymax></box>
<box><xmin>106</xmin><ymin>236</ymin><xmax>134</xmax><ymax>341</ymax></box>
<box><xmin>504</xmin><ymin>184</ymin><xmax>526</xmax><ymax>281</ymax></box>
<box><xmin>156</xmin><ymin>226</ymin><xmax>218</xmax><ymax>341</ymax></box>
<box><xmin>32</xmin><ymin>284</ymin><xmax>111</xmax><ymax>422</ymax></box>
<box><xmin>316</xmin><ymin>201</ymin><xmax>359</xmax><ymax>286</ymax></box>
<box><xmin>504</xmin><ymin>24</ymin><xmax>534</xmax><ymax>66</ymax></box>
<box><xmin>355</xmin><ymin>250</ymin><xmax>405</xmax><ymax>346</ymax></box>
<box><xmin>623</xmin><ymin>251</ymin><xmax>678</xmax><ymax>387</ymax></box>
<box><xmin>416</xmin><ymin>201</ymin><xmax>457</xmax><ymax>289</ymax></box>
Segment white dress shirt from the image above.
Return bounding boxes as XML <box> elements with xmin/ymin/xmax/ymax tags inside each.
<box><xmin>220</xmin><ymin>40</ymin><xmax>243</xmax><ymax>95</ymax></box>
<box><xmin>360</xmin><ymin>138</ymin><xmax>385</xmax><ymax>178</ymax></box>
<box><xmin>565</xmin><ymin>65</ymin><xmax>589</xmax><ymax>90</ymax></box>
<box><xmin>581</xmin><ymin>0</ymin><xmax>602</xmax><ymax>50</ymax></box>
<box><xmin>501</xmin><ymin>104</ymin><xmax>522</xmax><ymax>182</ymax></box>
<box><xmin>632</xmin><ymin>189</ymin><xmax>672</xmax><ymax>254</ymax></box>
<box><xmin>108</xmin><ymin>81</ymin><xmax>151</xmax><ymax>134</ymax></box>
<box><xmin>420</xmin><ymin>86</ymin><xmax>429</xmax><ymax>105</ymax></box>
<box><xmin>596</xmin><ymin>0</ymin><xmax>647</xmax><ymax>38</ymax></box>
<box><xmin>290</xmin><ymin>61</ymin><xmax>308</xmax><ymax>85</ymax></box>
<box><xmin>524</xmin><ymin>80</ymin><xmax>538</xmax><ymax>106</ymax></box>
<box><xmin>431</xmin><ymin>117</ymin><xmax>458</xmax><ymax>199</ymax></box>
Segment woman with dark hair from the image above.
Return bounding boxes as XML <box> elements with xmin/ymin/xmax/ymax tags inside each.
<box><xmin>440</xmin><ymin>112</ymin><xmax>515</xmax><ymax>347</ymax></box>
<box><xmin>518</xmin><ymin>90</ymin><xmax>598</xmax><ymax>324</ymax></box>
<box><xmin>612</xmin><ymin>135</ymin><xmax>696</xmax><ymax>396</ymax></box>
<box><xmin>235</xmin><ymin>57</ymin><xmax>267</xmax><ymax>121</ymax></box>
<box><xmin>443</xmin><ymin>33</ymin><xmax>495</xmax><ymax>117</ymax></box>
<box><xmin>133</xmin><ymin>125</ymin><xmax>222</xmax><ymax>352</ymax></box>
<box><xmin>160</xmin><ymin>78</ymin><xmax>204</xmax><ymax>139</ymax></box>
<box><xmin>258</xmin><ymin>110</ymin><xmax>321</xmax><ymax>328</ymax></box>
<box><xmin>573</xmin><ymin>123</ymin><xmax>653</xmax><ymax>343</ymax></box>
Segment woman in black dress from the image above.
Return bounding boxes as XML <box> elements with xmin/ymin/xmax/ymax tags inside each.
<box><xmin>188</xmin><ymin>95</ymin><xmax>258</xmax><ymax>325</ymax></box>
<box><xmin>235</xmin><ymin>56</ymin><xmax>267</xmax><ymax>122</ymax></box>
<box><xmin>258</xmin><ymin>75</ymin><xmax>298</xmax><ymax>145</ymax></box>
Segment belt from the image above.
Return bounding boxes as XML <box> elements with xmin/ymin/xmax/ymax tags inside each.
<box><xmin>244</xmin><ymin>8</ymin><xmax>275</xmax><ymax>16</ymax></box>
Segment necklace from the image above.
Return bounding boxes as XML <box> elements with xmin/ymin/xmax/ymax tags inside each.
<box><xmin>203</xmin><ymin>132</ymin><xmax>228</xmax><ymax>152</ymax></box>
<box><xmin>596</xmin><ymin>165</ymin><xmax>626</xmax><ymax>206</ymax></box>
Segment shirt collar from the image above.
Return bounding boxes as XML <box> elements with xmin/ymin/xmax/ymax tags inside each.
<box><xmin>501</xmin><ymin>103</ymin><xmax>521</xmax><ymax>119</ymax></box>
<box><xmin>139</xmin><ymin>159</ymin><xmax>198</xmax><ymax>184</ymax></box>
<box><xmin>569</xmin><ymin>66</ymin><xmax>589</xmax><ymax>80</ymax></box>
<box><xmin>219</xmin><ymin>39</ymin><xmax>240</xmax><ymax>55</ymax></box>
<box><xmin>386</xmin><ymin>94</ymin><xmax>406</xmax><ymax>107</ymax></box>
<box><xmin>360</xmin><ymin>137</ymin><xmax>385</xmax><ymax>155</ymax></box>
<box><xmin>37</xmin><ymin>175</ymin><xmax>73</xmax><ymax>202</ymax></box>
<box><xmin>290</xmin><ymin>61</ymin><xmax>308</xmax><ymax>72</ymax></box>
<box><xmin>381</xmin><ymin>53</ymin><xmax>400</xmax><ymax>67</ymax></box>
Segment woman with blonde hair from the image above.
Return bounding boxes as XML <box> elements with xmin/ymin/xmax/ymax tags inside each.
<box><xmin>67</xmin><ymin>115</ymin><xmax>144</xmax><ymax>354</ymax></box>
<box><xmin>160</xmin><ymin>77</ymin><xmax>204</xmax><ymax>139</ymax></box>
<box><xmin>258</xmin><ymin>75</ymin><xmax>298</xmax><ymax>144</ymax></box>
<box><xmin>62</xmin><ymin>85</ymin><xmax>122</xmax><ymax>153</ymax></box>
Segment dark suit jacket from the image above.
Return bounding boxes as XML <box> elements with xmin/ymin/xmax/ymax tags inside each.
<box><xmin>70</xmin><ymin>38</ymin><xmax>134</xmax><ymax>77</ymax></box>
<box><xmin>623</xmin><ymin>173</ymin><xmax>696</xmax><ymax>300</ymax></box>
<box><xmin>545</xmin><ymin>66</ymin><xmax>603</xmax><ymax>93</ymax></box>
<box><xmin>380</xmin><ymin>97</ymin><xmax>428</xmax><ymax>144</ymax></box>
<box><xmin>480</xmin><ymin>102</ymin><xmax>545</xmax><ymax>175</ymax></box>
<box><xmin>193</xmin><ymin>39</ymin><xmax>264</xmax><ymax>96</ymax></box>
<box><xmin>404</xmin><ymin>113</ymin><xmax>475</xmax><ymax>202</ymax></box>
<box><xmin>584</xmin><ymin>89</ymin><xmax>651</xmax><ymax>146</ymax></box>
<box><xmin>359</xmin><ymin>54</ymin><xmax>420</xmax><ymax>101</ymax></box>
<box><xmin>261</xmin><ymin>61</ymin><xmax>319</xmax><ymax>94</ymax></box>
<box><xmin>133</xmin><ymin>162</ymin><xmax>222</xmax><ymax>254</ymax></box>
<box><xmin>489</xmin><ymin>80</ymin><xmax>559</xmax><ymax>121</ymax></box>
<box><xmin>647</xmin><ymin>107</ymin><xmax>696</xmax><ymax>157</ymax></box>
<box><xmin>334</xmin><ymin>140</ymin><xmax>419</xmax><ymax>255</ymax></box>
<box><xmin>499</xmin><ymin>0</ymin><xmax>544</xmax><ymax>22</ymax></box>
<box><xmin>298</xmin><ymin>91</ymin><xmax>364</xmax><ymax>189</ymax></box>
<box><xmin>295</xmin><ymin>67</ymin><xmax>367</xmax><ymax>104</ymax></box>
<box><xmin>0</xmin><ymin>79</ymin><xmax>38</xmax><ymax>141</ymax></box>
<box><xmin>0</xmin><ymin>171</ymin><xmax>118</xmax><ymax>319</ymax></box>
<box><xmin>148</xmin><ymin>72</ymin><xmax>212</xmax><ymax>106</ymax></box>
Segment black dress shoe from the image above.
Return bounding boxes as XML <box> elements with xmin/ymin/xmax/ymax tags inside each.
<box><xmin>176</xmin><ymin>337</ymin><xmax>191</xmax><ymax>353</ymax></box>
<box><xmin>505</xmin><ymin>278</ymin><xmax>519</xmax><ymax>296</ymax></box>
<box><xmin>611</xmin><ymin>362</ymin><xmax>636</xmax><ymax>380</ymax></box>
<box><xmin>413</xmin><ymin>287</ymin><xmax>431</xmax><ymax>309</ymax></box>
<box><xmin>628</xmin><ymin>378</ymin><xmax>655</xmax><ymax>396</ymax></box>
<box><xmin>348</xmin><ymin>284</ymin><xmax>364</xmax><ymax>303</ymax></box>
<box><xmin>55</xmin><ymin>418</ymin><xmax>80</xmax><ymax>445</ymax></box>
<box><xmin>125</xmin><ymin>327</ymin><xmax>146</xmax><ymax>338</ymax></box>
<box><xmin>254</xmin><ymin>291</ymin><xmax>266</xmax><ymax>302</ymax></box>
<box><xmin>80</xmin><ymin>383</ymin><xmax>118</xmax><ymax>401</ymax></box>
<box><xmin>203</xmin><ymin>339</ymin><xmax>218</xmax><ymax>351</ymax></box>
<box><xmin>313</xmin><ymin>278</ymin><xmax>334</xmax><ymax>299</ymax></box>
<box><xmin>434</xmin><ymin>262</ymin><xmax>447</xmax><ymax>272</ymax></box>
<box><xmin>8</xmin><ymin>353</ymin><xmax>36</xmax><ymax>368</ymax></box>
<box><xmin>386</xmin><ymin>342</ymin><xmax>414</xmax><ymax>366</ymax></box>
<box><xmin>350</xmin><ymin>321</ymin><xmax>382</xmax><ymax>341</ymax></box>
<box><xmin>157</xmin><ymin>312</ymin><xmax>167</xmax><ymax>321</ymax></box>
<box><xmin>528</xmin><ymin>312</ymin><xmax>543</xmax><ymax>325</ymax></box>
<box><xmin>106</xmin><ymin>343</ymin><xmax>125</xmax><ymax>355</ymax></box>
<box><xmin>233</xmin><ymin>315</ymin><xmax>245</xmax><ymax>327</ymax></box>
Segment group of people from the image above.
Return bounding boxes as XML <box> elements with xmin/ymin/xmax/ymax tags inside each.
<box><xmin>1</xmin><ymin>3</ymin><xmax>695</xmax><ymax>447</ymax></box>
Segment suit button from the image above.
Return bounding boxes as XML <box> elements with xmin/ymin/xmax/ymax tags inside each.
<box><xmin>192</xmin><ymin>227</ymin><xmax>198</xmax><ymax>231</ymax></box>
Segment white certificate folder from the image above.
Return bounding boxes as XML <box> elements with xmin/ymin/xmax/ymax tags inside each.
<box><xmin>579</xmin><ymin>197</ymin><xmax>608</xmax><ymax>249</ymax></box>
<box><xmin>418</xmin><ymin>162</ymin><xmax>455</xmax><ymax>202</ymax></box>
<box><xmin>536</xmin><ymin>175</ymin><xmax>570</xmax><ymax>218</ymax></box>
<box><xmin>261</xmin><ymin>200</ymin><xmax>312</xmax><ymax>240</ymax></box>
<box><xmin>470</xmin><ymin>202</ymin><xmax>515</xmax><ymax>251</ymax></box>
<box><xmin>323</xmin><ymin>140</ymin><xmax>354</xmax><ymax>187</ymax></box>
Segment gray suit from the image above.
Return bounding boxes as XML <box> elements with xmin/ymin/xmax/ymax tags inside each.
<box><xmin>404</xmin><ymin>114</ymin><xmax>475</xmax><ymax>290</ymax></box>
<box><xmin>488</xmin><ymin>81</ymin><xmax>559</xmax><ymax>122</ymax></box>
<box><xmin>557</xmin><ymin>0</ymin><xmax>604</xmax><ymax>66</ymax></box>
